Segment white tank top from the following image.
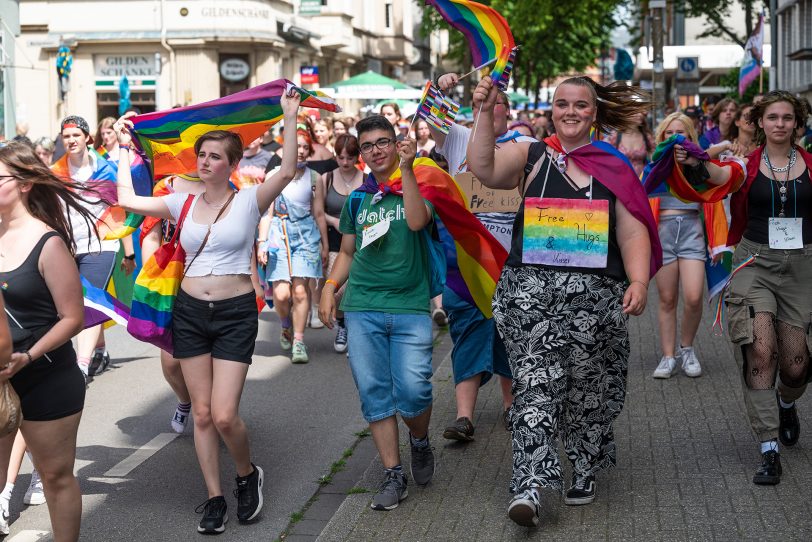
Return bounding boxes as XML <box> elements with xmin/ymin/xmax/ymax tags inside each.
<box><xmin>278</xmin><ymin>168</ymin><xmax>314</xmax><ymax>213</ymax></box>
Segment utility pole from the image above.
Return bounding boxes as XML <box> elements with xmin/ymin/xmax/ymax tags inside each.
<box><xmin>650</xmin><ymin>0</ymin><xmax>666</xmax><ymax>126</ymax></box>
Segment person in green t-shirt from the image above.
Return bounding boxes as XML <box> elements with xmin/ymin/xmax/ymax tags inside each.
<box><xmin>319</xmin><ymin>115</ymin><xmax>436</xmax><ymax>511</ymax></box>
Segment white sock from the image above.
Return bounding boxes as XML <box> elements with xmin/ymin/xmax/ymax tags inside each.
<box><xmin>0</xmin><ymin>483</ymin><xmax>13</xmax><ymax>500</ymax></box>
<box><xmin>779</xmin><ymin>397</ymin><xmax>795</xmax><ymax>409</ymax></box>
<box><xmin>761</xmin><ymin>440</ymin><xmax>779</xmax><ymax>454</ymax></box>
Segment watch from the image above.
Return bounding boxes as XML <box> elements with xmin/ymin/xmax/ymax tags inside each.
<box><xmin>123</xmin><ymin>254</ymin><xmax>136</xmax><ymax>261</ymax></box>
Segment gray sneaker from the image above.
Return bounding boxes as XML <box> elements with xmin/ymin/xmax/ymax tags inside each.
<box><xmin>370</xmin><ymin>469</ymin><xmax>408</xmax><ymax>511</ymax></box>
<box><xmin>291</xmin><ymin>340</ymin><xmax>309</xmax><ymax>364</ymax></box>
<box><xmin>410</xmin><ymin>439</ymin><xmax>435</xmax><ymax>486</ymax></box>
<box><xmin>680</xmin><ymin>346</ymin><xmax>702</xmax><ymax>377</ymax></box>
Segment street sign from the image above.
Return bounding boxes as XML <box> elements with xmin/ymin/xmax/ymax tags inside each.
<box><xmin>300</xmin><ymin>0</ymin><xmax>321</xmax><ymax>16</ymax></box>
<box><xmin>300</xmin><ymin>66</ymin><xmax>319</xmax><ymax>85</ymax></box>
<box><xmin>676</xmin><ymin>57</ymin><xmax>700</xmax><ymax>80</ymax></box>
<box><xmin>675</xmin><ymin>81</ymin><xmax>700</xmax><ymax>96</ymax></box>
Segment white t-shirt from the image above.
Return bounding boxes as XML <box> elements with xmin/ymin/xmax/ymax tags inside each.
<box><xmin>162</xmin><ymin>185</ymin><xmax>261</xmax><ymax>276</ymax></box>
<box><xmin>67</xmin><ymin>152</ymin><xmax>120</xmax><ymax>255</ymax></box>
<box><xmin>434</xmin><ymin>125</ymin><xmax>536</xmax><ymax>251</ymax></box>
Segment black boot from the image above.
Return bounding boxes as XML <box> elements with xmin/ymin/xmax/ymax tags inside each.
<box><xmin>752</xmin><ymin>449</ymin><xmax>782</xmax><ymax>485</ymax></box>
<box><xmin>777</xmin><ymin>393</ymin><xmax>800</xmax><ymax>446</ymax></box>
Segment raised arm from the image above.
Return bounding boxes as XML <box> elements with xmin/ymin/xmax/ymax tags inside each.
<box><xmin>257</xmin><ymin>89</ymin><xmax>302</xmax><ymax>212</ymax></box>
<box><xmin>113</xmin><ymin>112</ymin><xmax>173</xmax><ymax>220</ymax></box>
<box><xmin>425</xmin><ymin>72</ymin><xmax>461</xmax><ymax>148</ymax></box>
<box><xmin>398</xmin><ymin>139</ymin><xmax>432</xmax><ymax>231</ymax></box>
<box><xmin>466</xmin><ymin>76</ymin><xmax>529</xmax><ymax>190</ymax></box>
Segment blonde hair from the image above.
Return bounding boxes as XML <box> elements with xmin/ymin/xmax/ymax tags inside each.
<box><xmin>655</xmin><ymin>112</ymin><xmax>698</xmax><ymax>144</ymax></box>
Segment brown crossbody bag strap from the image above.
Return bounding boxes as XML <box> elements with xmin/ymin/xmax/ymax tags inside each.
<box><xmin>181</xmin><ymin>191</ymin><xmax>237</xmax><ymax>280</ymax></box>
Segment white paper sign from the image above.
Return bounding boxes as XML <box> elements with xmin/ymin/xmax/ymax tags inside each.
<box><xmin>768</xmin><ymin>217</ymin><xmax>804</xmax><ymax>249</ymax></box>
<box><xmin>361</xmin><ymin>219</ymin><xmax>390</xmax><ymax>250</ymax></box>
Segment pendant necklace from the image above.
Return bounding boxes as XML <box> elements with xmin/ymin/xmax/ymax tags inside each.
<box><xmin>765</xmin><ymin>150</ymin><xmax>792</xmax><ymax>218</ymax></box>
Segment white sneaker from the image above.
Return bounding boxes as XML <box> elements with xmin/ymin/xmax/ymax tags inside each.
<box><xmin>24</xmin><ymin>469</ymin><xmax>46</xmax><ymax>505</ymax></box>
<box><xmin>0</xmin><ymin>491</ymin><xmax>9</xmax><ymax>535</ymax></box>
<box><xmin>680</xmin><ymin>346</ymin><xmax>703</xmax><ymax>377</ymax></box>
<box><xmin>310</xmin><ymin>306</ymin><xmax>324</xmax><ymax>329</ymax></box>
<box><xmin>652</xmin><ymin>356</ymin><xmax>677</xmax><ymax>379</ymax></box>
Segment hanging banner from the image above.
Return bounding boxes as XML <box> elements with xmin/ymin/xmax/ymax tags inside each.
<box><xmin>300</xmin><ymin>66</ymin><xmax>319</xmax><ymax>85</ymax></box>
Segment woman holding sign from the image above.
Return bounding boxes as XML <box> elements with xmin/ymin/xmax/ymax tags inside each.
<box><xmin>467</xmin><ymin>75</ymin><xmax>659</xmax><ymax>527</ymax></box>
<box><xmin>718</xmin><ymin>92</ymin><xmax>812</xmax><ymax>486</ymax></box>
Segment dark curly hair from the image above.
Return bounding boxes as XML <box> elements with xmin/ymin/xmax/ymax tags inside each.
<box><xmin>747</xmin><ymin>90</ymin><xmax>810</xmax><ymax>146</ymax></box>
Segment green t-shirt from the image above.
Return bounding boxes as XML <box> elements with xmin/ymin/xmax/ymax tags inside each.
<box><xmin>338</xmin><ymin>192</ymin><xmax>432</xmax><ymax>314</ymax></box>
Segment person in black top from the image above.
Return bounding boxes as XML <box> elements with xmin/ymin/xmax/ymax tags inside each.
<box><xmin>0</xmin><ymin>141</ymin><xmax>99</xmax><ymax>541</ymax></box>
<box><xmin>467</xmin><ymin>75</ymin><xmax>656</xmax><ymax>527</ymax></box>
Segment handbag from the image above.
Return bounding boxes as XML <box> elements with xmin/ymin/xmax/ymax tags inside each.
<box><xmin>127</xmin><ymin>192</ymin><xmax>235</xmax><ymax>353</ymax></box>
<box><xmin>0</xmin><ymin>380</ymin><xmax>22</xmax><ymax>438</ymax></box>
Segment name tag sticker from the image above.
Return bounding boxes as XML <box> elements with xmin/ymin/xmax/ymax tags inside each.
<box><xmin>361</xmin><ymin>219</ymin><xmax>390</xmax><ymax>250</ymax></box>
<box><xmin>522</xmin><ymin>197</ymin><xmax>609</xmax><ymax>268</ymax></box>
<box><xmin>768</xmin><ymin>217</ymin><xmax>803</xmax><ymax>249</ymax></box>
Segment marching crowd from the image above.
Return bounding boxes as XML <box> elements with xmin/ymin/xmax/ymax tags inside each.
<box><xmin>0</xmin><ymin>70</ymin><xmax>808</xmax><ymax>540</ymax></box>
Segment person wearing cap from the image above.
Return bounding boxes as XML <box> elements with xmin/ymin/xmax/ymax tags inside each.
<box><xmin>55</xmin><ymin>116</ymin><xmax>135</xmax><ymax>381</ymax></box>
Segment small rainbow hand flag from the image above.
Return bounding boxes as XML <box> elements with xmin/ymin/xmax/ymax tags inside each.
<box><xmin>426</xmin><ymin>0</ymin><xmax>516</xmax><ymax>90</ymax></box>
<box><xmin>416</xmin><ymin>82</ymin><xmax>460</xmax><ymax>135</ymax></box>
<box><xmin>131</xmin><ymin>80</ymin><xmax>340</xmax><ymax>179</ymax></box>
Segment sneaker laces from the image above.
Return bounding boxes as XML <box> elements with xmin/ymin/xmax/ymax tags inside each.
<box><xmin>233</xmin><ymin>478</ymin><xmax>252</xmax><ymax>508</ymax></box>
<box><xmin>514</xmin><ymin>488</ymin><xmax>541</xmax><ymax>508</ymax></box>
<box><xmin>195</xmin><ymin>497</ymin><xmax>226</xmax><ymax>517</ymax></box>
<box><xmin>336</xmin><ymin>326</ymin><xmax>348</xmax><ymax>344</ymax></box>
<box><xmin>571</xmin><ymin>475</ymin><xmax>591</xmax><ymax>491</ymax></box>
<box><xmin>379</xmin><ymin>470</ymin><xmax>406</xmax><ymax>493</ymax></box>
<box><xmin>682</xmin><ymin>348</ymin><xmax>700</xmax><ymax>369</ymax></box>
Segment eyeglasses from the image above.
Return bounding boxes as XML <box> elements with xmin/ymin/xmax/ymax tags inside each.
<box><xmin>359</xmin><ymin>138</ymin><xmax>394</xmax><ymax>154</ymax></box>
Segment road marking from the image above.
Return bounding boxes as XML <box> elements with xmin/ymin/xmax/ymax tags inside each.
<box><xmin>104</xmin><ymin>433</ymin><xmax>180</xmax><ymax>477</ymax></box>
<box><xmin>7</xmin><ymin>530</ymin><xmax>50</xmax><ymax>541</ymax></box>
<box><xmin>86</xmin><ymin>476</ymin><xmax>132</xmax><ymax>485</ymax></box>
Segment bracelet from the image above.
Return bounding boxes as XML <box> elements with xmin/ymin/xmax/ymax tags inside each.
<box><xmin>123</xmin><ymin>254</ymin><xmax>136</xmax><ymax>261</ymax></box>
<box><xmin>256</xmin><ymin>239</ymin><xmax>267</xmax><ymax>243</ymax></box>
<box><xmin>22</xmin><ymin>350</ymin><xmax>33</xmax><ymax>364</ymax></box>
<box><xmin>325</xmin><ymin>279</ymin><xmax>339</xmax><ymax>289</ymax></box>
<box><xmin>630</xmin><ymin>280</ymin><xmax>648</xmax><ymax>288</ymax></box>
<box><xmin>119</xmin><ymin>144</ymin><xmax>131</xmax><ymax>151</ymax></box>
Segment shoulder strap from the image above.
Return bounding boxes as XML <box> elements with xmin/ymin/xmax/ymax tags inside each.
<box><xmin>169</xmin><ymin>194</ymin><xmax>195</xmax><ymax>245</ymax></box>
<box><xmin>182</xmin><ymin>191</ymin><xmax>236</xmax><ymax>279</ymax></box>
<box><xmin>310</xmin><ymin>168</ymin><xmax>318</xmax><ymax>190</ymax></box>
<box><xmin>521</xmin><ymin>141</ymin><xmax>547</xmax><ymax>195</ymax></box>
<box><xmin>349</xmin><ymin>190</ymin><xmax>366</xmax><ymax>224</ymax></box>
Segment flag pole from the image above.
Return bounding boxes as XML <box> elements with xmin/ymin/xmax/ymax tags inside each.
<box><xmin>458</xmin><ymin>58</ymin><xmax>498</xmax><ymax>81</ymax></box>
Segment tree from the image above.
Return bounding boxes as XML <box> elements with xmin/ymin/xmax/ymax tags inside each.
<box><xmin>677</xmin><ymin>0</ymin><xmax>766</xmax><ymax>47</ymax></box>
<box><xmin>720</xmin><ymin>66</ymin><xmax>768</xmax><ymax>102</ymax></box>
<box><xmin>419</xmin><ymin>0</ymin><xmax>625</xmax><ymax>104</ymax></box>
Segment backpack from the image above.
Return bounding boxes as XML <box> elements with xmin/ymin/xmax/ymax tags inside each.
<box><xmin>349</xmin><ymin>190</ymin><xmax>446</xmax><ymax>298</ymax></box>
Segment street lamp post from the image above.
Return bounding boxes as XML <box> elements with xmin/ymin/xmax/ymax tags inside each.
<box><xmin>650</xmin><ymin>0</ymin><xmax>666</xmax><ymax>126</ymax></box>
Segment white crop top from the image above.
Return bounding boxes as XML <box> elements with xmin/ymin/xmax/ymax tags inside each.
<box><xmin>163</xmin><ymin>185</ymin><xmax>260</xmax><ymax>277</ymax></box>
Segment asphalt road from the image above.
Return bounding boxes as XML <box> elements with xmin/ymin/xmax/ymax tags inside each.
<box><xmin>3</xmin><ymin>310</ymin><xmax>367</xmax><ymax>542</ymax></box>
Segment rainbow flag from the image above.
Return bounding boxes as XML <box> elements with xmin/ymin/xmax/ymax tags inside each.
<box><xmin>739</xmin><ymin>12</ymin><xmax>764</xmax><ymax>96</ymax></box>
<box><xmin>82</xmin><ymin>276</ymin><xmax>130</xmax><ymax>328</ymax></box>
<box><xmin>51</xmin><ymin>148</ymin><xmax>149</xmax><ymax>240</ymax></box>
<box><xmin>360</xmin><ymin>158</ymin><xmax>507</xmax><ymax>317</ymax></box>
<box><xmin>131</xmin><ymin>80</ymin><xmax>340</xmax><ymax>179</ymax></box>
<box><xmin>416</xmin><ymin>81</ymin><xmax>460</xmax><ymax>135</ymax></box>
<box><xmin>426</xmin><ymin>0</ymin><xmax>516</xmax><ymax>90</ymax></box>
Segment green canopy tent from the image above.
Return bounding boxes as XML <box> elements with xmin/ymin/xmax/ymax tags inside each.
<box><xmin>321</xmin><ymin>71</ymin><xmax>424</xmax><ymax>100</ymax></box>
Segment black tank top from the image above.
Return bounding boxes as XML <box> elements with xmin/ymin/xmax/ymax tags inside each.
<box><xmin>0</xmin><ymin>232</ymin><xmax>61</xmax><ymax>336</ymax></box>
<box><xmin>744</xmin><ymin>169</ymin><xmax>812</xmax><ymax>244</ymax></box>
<box><xmin>506</xmin><ymin>145</ymin><xmax>626</xmax><ymax>281</ymax></box>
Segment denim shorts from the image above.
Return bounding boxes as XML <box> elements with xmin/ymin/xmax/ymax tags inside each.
<box><xmin>266</xmin><ymin>215</ymin><xmax>322</xmax><ymax>282</ymax></box>
<box><xmin>75</xmin><ymin>251</ymin><xmax>117</xmax><ymax>289</ymax></box>
<box><xmin>444</xmin><ymin>286</ymin><xmax>511</xmax><ymax>386</ymax></box>
<box><xmin>172</xmin><ymin>289</ymin><xmax>258</xmax><ymax>363</ymax></box>
<box><xmin>344</xmin><ymin>311</ymin><xmax>433</xmax><ymax>422</ymax></box>
<box><xmin>658</xmin><ymin>213</ymin><xmax>706</xmax><ymax>266</ymax></box>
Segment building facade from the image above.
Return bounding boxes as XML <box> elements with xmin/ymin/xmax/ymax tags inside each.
<box><xmin>775</xmin><ymin>0</ymin><xmax>812</xmax><ymax>100</ymax></box>
<box><xmin>11</xmin><ymin>0</ymin><xmax>435</xmax><ymax>140</ymax></box>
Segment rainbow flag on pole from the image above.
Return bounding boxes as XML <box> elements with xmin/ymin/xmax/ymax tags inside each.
<box><xmin>416</xmin><ymin>81</ymin><xmax>460</xmax><ymax>134</ymax></box>
<box><xmin>131</xmin><ymin>80</ymin><xmax>340</xmax><ymax>179</ymax></box>
<box><xmin>426</xmin><ymin>0</ymin><xmax>516</xmax><ymax>90</ymax></box>
<box><xmin>739</xmin><ymin>12</ymin><xmax>764</xmax><ymax>97</ymax></box>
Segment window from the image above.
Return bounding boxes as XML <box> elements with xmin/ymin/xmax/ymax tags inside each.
<box><xmin>385</xmin><ymin>3</ymin><xmax>393</xmax><ymax>29</ymax></box>
<box><xmin>97</xmin><ymin>91</ymin><xmax>156</xmax><ymax>120</ymax></box>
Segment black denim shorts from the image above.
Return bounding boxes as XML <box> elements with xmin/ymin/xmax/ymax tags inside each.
<box><xmin>172</xmin><ymin>289</ymin><xmax>258</xmax><ymax>364</ymax></box>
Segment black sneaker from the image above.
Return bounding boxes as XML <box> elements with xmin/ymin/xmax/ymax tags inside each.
<box><xmin>370</xmin><ymin>469</ymin><xmax>408</xmax><ymax>511</ymax></box>
<box><xmin>564</xmin><ymin>474</ymin><xmax>596</xmax><ymax>505</ymax></box>
<box><xmin>410</xmin><ymin>439</ymin><xmax>435</xmax><ymax>486</ymax></box>
<box><xmin>88</xmin><ymin>350</ymin><xmax>110</xmax><ymax>376</ymax></box>
<box><xmin>443</xmin><ymin>416</ymin><xmax>475</xmax><ymax>442</ymax></box>
<box><xmin>777</xmin><ymin>393</ymin><xmax>800</xmax><ymax>446</ymax></box>
<box><xmin>752</xmin><ymin>450</ymin><xmax>782</xmax><ymax>485</ymax></box>
<box><xmin>195</xmin><ymin>496</ymin><xmax>228</xmax><ymax>534</ymax></box>
<box><xmin>508</xmin><ymin>488</ymin><xmax>541</xmax><ymax>527</ymax></box>
<box><xmin>234</xmin><ymin>464</ymin><xmax>264</xmax><ymax>523</ymax></box>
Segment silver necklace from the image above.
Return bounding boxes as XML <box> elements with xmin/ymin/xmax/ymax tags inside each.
<box><xmin>764</xmin><ymin>151</ymin><xmax>792</xmax><ymax>217</ymax></box>
<box><xmin>202</xmin><ymin>193</ymin><xmax>229</xmax><ymax>209</ymax></box>
<box><xmin>336</xmin><ymin>168</ymin><xmax>357</xmax><ymax>190</ymax></box>
<box><xmin>763</xmin><ymin>147</ymin><xmax>796</xmax><ymax>173</ymax></box>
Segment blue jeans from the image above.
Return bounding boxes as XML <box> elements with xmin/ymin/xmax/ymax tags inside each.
<box><xmin>344</xmin><ymin>311</ymin><xmax>433</xmax><ymax>422</ymax></box>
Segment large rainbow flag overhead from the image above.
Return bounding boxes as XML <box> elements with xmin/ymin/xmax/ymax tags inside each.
<box><xmin>52</xmin><ymin>148</ymin><xmax>151</xmax><ymax>239</ymax></box>
<box><xmin>360</xmin><ymin>158</ymin><xmax>507</xmax><ymax>318</ymax></box>
<box><xmin>426</xmin><ymin>0</ymin><xmax>516</xmax><ymax>90</ymax></box>
<box><xmin>131</xmin><ymin>80</ymin><xmax>340</xmax><ymax>179</ymax></box>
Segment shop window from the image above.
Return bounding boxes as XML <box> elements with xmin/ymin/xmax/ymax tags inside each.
<box><xmin>97</xmin><ymin>91</ymin><xmax>156</xmax><ymax>121</ymax></box>
<box><xmin>219</xmin><ymin>54</ymin><xmax>251</xmax><ymax>98</ymax></box>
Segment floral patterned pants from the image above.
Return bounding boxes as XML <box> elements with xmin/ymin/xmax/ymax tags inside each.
<box><xmin>493</xmin><ymin>265</ymin><xmax>630</xmax><ymax>493</ymax></box>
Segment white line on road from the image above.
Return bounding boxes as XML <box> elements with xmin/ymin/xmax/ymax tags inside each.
<box><xmin>7</xmin><ymin>530</ymin><xmax>50</xmax><ymax>541</ymax></box>
<box><xmin>104</xmin><ymin>433</ymin><xmax>180</xmax><ymax>478</ymax></box>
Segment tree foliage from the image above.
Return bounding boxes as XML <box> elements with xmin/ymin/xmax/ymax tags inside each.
<box><xmin>676</xmin><ymin>0</ymin><xmax>766</xmax><ymax>47</ymax></box>
<box><xmin>720</xmin><ymin>66</ymin><xmax>768</xmax><ymax>102</ymax></box>
<box><xmin>419</xmin><ymin>0</ymin><xmax>625</xmax><ymax>103</ymax></box>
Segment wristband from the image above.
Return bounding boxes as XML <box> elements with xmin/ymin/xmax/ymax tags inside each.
<box><xmin>119</xmin><ymin>144</ymin><xmax>131</xmax><ymax>151</ymax></box>
<box><xmin>123</xmin><ymin>254</ymin><xmax>136</xmax><ymax>261</ymax></box>
<box><xmin>325</xmin><ymin>279</ymin><xmax>339</xmax><ymax>289</ymax></box>
<box><xmin>22</xmin><ymin>350</ymin><xmax>33</xmax><ymax>364</ymax></box>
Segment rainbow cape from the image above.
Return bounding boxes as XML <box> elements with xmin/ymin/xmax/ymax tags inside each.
<box><xmin>130</xmin><ymin>80</ymin><xmax>340</xmax><ymax>179</ymax></box>
<box><xmin>426</xmin><ymin>0</ymin><xmax>516</xmax><ymax>90</ymax></box>
<box><xmin>52</xmin><ymin>149</ymin><xmax>151</xmax><ymax>239</ymax></box>
<box><xmin>360</xmin><ymin>158</ymin><xmax>507</xmax><ymax>317</ymax></box>
<box><xmin>82</xmin><ymin>276</ymin><xmax>130</xmax><ymax>328</ymax></box>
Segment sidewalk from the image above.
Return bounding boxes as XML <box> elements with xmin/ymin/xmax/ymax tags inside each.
<box><xmin>317</xmin><ymin>293</ymin><xmax>812</xmax><ymax>541</ymax></box>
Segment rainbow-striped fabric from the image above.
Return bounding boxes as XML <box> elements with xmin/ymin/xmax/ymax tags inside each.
<box><xmin>426</xmin><ymin>0</ymin><xmax>516</xmax><ymax>90</ymax></box>
<box><xmin>130</xmin><ymin>80</ymin><xmax>340</xmax><ymax>179</ymax></box>
<box><xmin>51</xmin><ymin>148</ymin><xmax>149</xmax><ymax>239</ymax></box>
<box><xmin>362</xmin><ymin>158</ymin><xmax>507</xmax><ymax>318</ymax></box>
<box><xmin>82</xmin><ymin>276</ymin><xmax>130</xmax><ymax>328</ymax></box>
